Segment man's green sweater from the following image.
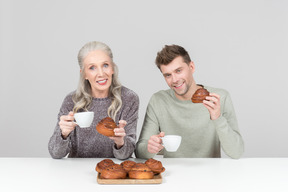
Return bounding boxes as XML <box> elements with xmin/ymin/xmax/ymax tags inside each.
<box><xmin>135</xmin><ymin>86</ymin><xmax>244</xmax><ymax>159</ymax></box>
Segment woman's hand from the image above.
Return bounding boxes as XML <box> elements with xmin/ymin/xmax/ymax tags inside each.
<box><xmin>109</xmin><ymin>120</ymin><xmax>127</xmax><ymax>149</ymax></box>
<box><xmin>147</xmin><ymin>132</ymin><xmax>165</xmax><ymax>154</ymax></box>
<box><xmin>59</xmin><ymin>111</ymin><xmax>77</xmax><ymax>139</ymax></box>
<box><xmin>203</xmin><ymin>93</ymin><xmax>221</xmax><ymax>120</ymax></box>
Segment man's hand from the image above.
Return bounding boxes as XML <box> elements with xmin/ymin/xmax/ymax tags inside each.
<box><xmin>147</xmin><ymin>132</ymin><xmax>165</xmax><ymax>154</ymax></box>
<box><xmin>203</xmin><ymin>93</ymin><xmax>221</xmax><ymax>120</ymax></box>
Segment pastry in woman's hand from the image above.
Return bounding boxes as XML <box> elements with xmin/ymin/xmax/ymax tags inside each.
<box><xmin>96</xmin><ymin>117</ymin><xmax>117</xmax><ymax>137</ymax></box>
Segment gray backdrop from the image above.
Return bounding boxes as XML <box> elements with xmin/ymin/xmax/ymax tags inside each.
<box><xmin>1</xmin><ymin>0</ymin><xmax>287</xmax><ymax>157</ymax></box>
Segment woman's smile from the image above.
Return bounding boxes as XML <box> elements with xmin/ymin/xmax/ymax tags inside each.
<box><xmin>97</xmin><ymin>79</ymin><xmax>108</xmax><ymax>85</ymax></box>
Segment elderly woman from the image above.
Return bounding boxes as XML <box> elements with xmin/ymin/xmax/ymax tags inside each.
<box><xmin>48</xmin><ymin>41</ymin><xmax>139</xmax><ymax>159</ymax></box>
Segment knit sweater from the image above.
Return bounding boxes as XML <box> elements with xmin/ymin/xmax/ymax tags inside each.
<box><xmin>48</xmin><ymin>86</ymin><xmax>139</xmax><ymax>160</ymax></box>
<box><xmin>135</xmin><ymin>86</ymin><xmax>244</xmax><ymax>159</ymax></box>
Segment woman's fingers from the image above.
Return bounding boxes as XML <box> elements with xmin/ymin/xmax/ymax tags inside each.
<box><xmin>59</xmin><ymin>111</ymin><xmax>76</xmax><ymax>137</ymax></box>
<box><xmin>114</xmin><ymin>128</ymin><xmax>126</xmax><ymax>137</ymax></box>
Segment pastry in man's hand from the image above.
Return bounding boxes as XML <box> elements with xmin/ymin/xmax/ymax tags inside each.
<box><xmin>96</xmin><ymin>117</ymin><xmax>117</xmax><ymax>137</ymax></box>
<box><xmin>191</xmin><ymin>87</ymin><xmax>210</xmax><ymax>103</ymax></box>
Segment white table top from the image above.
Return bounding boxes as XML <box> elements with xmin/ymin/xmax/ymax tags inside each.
<box><xmin>0</xmin><ymin>158</ymin><xmax>287</xmax><ymax>192</ymax></box>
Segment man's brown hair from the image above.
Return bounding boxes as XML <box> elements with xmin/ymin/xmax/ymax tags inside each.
<box><xmin>155</xmin><ymin>44</ymin><xmax>191</xmax><ymax>69</ymax></box>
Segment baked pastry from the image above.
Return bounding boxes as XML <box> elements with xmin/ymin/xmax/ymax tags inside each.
<box><xmin>96</xmin><ymin>117</ymin><xmax>117</xmax><ymax>137</ymax></box>
<box><xmin>128</xmin><ymin>163</ymin><xmax>154</xmax><ymax>179</ymax></box>
<box><xmin>95</xmin><ymin>159</ymin><xmax>115</xmax><ymax>173</ymax></box>
<box><xmin>120</xmin><ymin>160</ymin><xmax>136</xmax><ymax>173</ymax></box>
<box><xmin>191</xmin><ymin>87</ymin><xmax>210</xmax><ymax>103</ymax></box>
<box><xmin>100</xmin><ymin>164</ymin><xmax>127</xmax><ymax>179</ymax></box>
<box><xmin>145</xmin><ymin>158</ymin><xmax>165</xmax><ymax>175</ymax></box>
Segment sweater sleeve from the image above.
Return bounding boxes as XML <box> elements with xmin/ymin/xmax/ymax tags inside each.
<box><xmin>135</xmin><ymin>95</ymin><xmax>160</xmax><ymax>159</ymax></box>
<box><xmin>113</xmin><ymin>90</ymin><xmax>139</xmax><ymax>160</ymax></box>
<box><xmin>213</xmin><ymin>92</ymin><xmax>244</xmax><ymax>159</ymax></box>
<box><xmin>48</xmin><ymin>94</ymin><xmax>74</xmax><ymax>159</ymax></box>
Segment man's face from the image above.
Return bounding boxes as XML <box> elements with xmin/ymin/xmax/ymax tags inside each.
<box><xmin>160</xmin><ymin>56</ymin><xmax>195</xmax><ymax>100</ymax></box>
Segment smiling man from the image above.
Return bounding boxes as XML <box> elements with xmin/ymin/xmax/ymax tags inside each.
<box><xmin>135</xmin><ymin>44</ymin><xmax>244</xmax><ymax>159</ymax></box>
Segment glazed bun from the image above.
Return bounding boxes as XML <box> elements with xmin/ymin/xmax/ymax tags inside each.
<box><xmin>120</xmin><ymin>160</ymin><xmax>136</xmax><ymax>173</ymax></box>
<box><xmin>191</xmin><ymin>87</ymin><xmax>210</xmax><ymax>103</ymax></box>
<box><xmin>96</xmin><ymin>117</ymin><xmax>117</xmax><ymax>137</ymax></box>
<box><xmin>95</xmin><ymin>159</ymin><xmax>115</xmax><ymax>173</ymax></box>
<box><xmin>100</xmin><ymin>164</ymin><xmax>127</xmax><ymax>179</ymax></box>
<box><xmin>128</xmin><ymin>163</ymin><xmax>154</xmax><ymax>179</ymax></box>
<box><xmin>145</xmin><ymin>158</ymin><xmax>165</xmax><ymax>175</ymax></box>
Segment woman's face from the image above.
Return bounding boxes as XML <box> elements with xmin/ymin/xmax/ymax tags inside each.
<box><xmin>82</xmin><ymin>50</ymin><xmax>114</xmax><ymax>98</ymax></box>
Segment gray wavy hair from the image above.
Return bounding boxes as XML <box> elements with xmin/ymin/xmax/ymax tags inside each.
<box><xmin>72</xmin><ymin>41</ymin><xmax>122</xmax><ymax>121</ymax></box>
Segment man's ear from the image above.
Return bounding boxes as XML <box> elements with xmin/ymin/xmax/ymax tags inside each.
<box><xmin>189</xmin><ymin>61</ymin><xmax>195</xmax><ymax>73</ymax></box>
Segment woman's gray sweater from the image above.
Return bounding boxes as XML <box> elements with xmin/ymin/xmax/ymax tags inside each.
<box><xmin>48</xmin><ymin>86</ymin><xmax>139</xmax><ymax>160</ymax></box>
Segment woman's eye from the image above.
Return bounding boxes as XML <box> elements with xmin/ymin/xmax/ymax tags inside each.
<box><xmin>103</xmin><ymin>64</ymin><xmax>109</xmax><ymax>68</ymax></box>
<box><xmin>89</xmin><ymin>66</ymin><xmax>95</xmax><ymax>70</ymax></box>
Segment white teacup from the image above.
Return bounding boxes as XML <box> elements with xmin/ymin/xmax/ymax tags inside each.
<box><xmin>162</xmin><ymin>135</ymin><xmax>182</xmax><ymax>152</ymax></box>
<box><xmin>74</xmin><ymin>112</ymin><xmax>94</xmax><ymax>128</ymax></box>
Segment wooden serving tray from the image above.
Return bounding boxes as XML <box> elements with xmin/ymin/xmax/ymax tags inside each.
<box><xmin>97</xmin><ymin>173</ymin><xmax>162</xmax><ymax>184</ymax></box>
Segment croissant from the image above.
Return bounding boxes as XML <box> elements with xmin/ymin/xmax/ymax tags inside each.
<box><xmin>96</xmin><ymin>117</ymin><xmax>117</xmax><ymax>137</ymax></box>
<box><xmin>100</xmin><ymin>164</ymin><xmax>127</xmax><ymax>179</ymax></box>
<box><xmin>128</xmin><ymin>163</ymin><xmax>154</xmax><ymax>179</ymax></box>
<box><xmin>145</xmin><ymin>158</ymin><xmax>165</xmax><ymax>174</ymax></box>
<box><xmin>191</xmin><ymin>87</ymin><xmax>209</xmax><ymax>103</ymax></box>
<box><xmin>120</xmin><ymin>160</ymin><xmax>136</xmax><ymax>173</ymax></box>
<box><xmin>95</xmin><ymin>159</ymin><xmax>115</xmax><ymax>173</ymax></box>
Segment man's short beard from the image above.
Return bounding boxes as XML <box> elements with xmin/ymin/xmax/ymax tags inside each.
<box><xmin>172</xmin><ymin>84</ymin><xmax>189</xmax><ymax>96</ymax></box>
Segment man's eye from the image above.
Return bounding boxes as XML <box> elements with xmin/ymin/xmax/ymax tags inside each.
<box><xmin>165</xmin><ymin>74</ymin><xmax>171</xmax><ymax>78</ymax></box>
<box><xmin>89</xmin><ymin>66</ymin><xmax>95</xmax><ymax>70</ymax></box>
<box><xmin>176</xmin><ymin>69</ymin><xmax>181</xmax><ymax>73</ymax></box>
<box><xmin>104</xmin><ymin>64</ymin><xmax>109</xmax><ymax>68</ymax></box>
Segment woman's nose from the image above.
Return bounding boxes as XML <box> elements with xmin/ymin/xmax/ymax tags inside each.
<box><xmin>97</xmin><ymin>68</ymin><xmax>104</xmax><ymax>76</ymax></box>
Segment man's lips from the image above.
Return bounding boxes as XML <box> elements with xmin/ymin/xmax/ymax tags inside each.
<box><xmin>96</xmin><ymin>79</ymin><xmax>108</xmax><ymax>85</ymax></box>
<box><xmin>173</xmin><ymin>82</ymin><xmax>184</xmax><ymax>89</ymax></box>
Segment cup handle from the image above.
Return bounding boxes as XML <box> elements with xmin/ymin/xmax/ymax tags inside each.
<box><xmin>160</xmin><ymin>137</ymin><xmax>164</xmax><ymax>147</ymax></box>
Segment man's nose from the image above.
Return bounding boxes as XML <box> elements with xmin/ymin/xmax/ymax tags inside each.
<box><xmin>171</xmin><ymin>73</ymin><xmax>178</xmax><ymax>83</ymax></box>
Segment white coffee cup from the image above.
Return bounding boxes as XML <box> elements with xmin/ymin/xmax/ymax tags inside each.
<box><xmin>74</xmin><ymin>112</ymin><xmax>94</xmax><ymax>128</ymax></box>
<box><xmin>162</xmin><ymin>135</ymin><xmax>182</xmax><ymax>152</ymax></box>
